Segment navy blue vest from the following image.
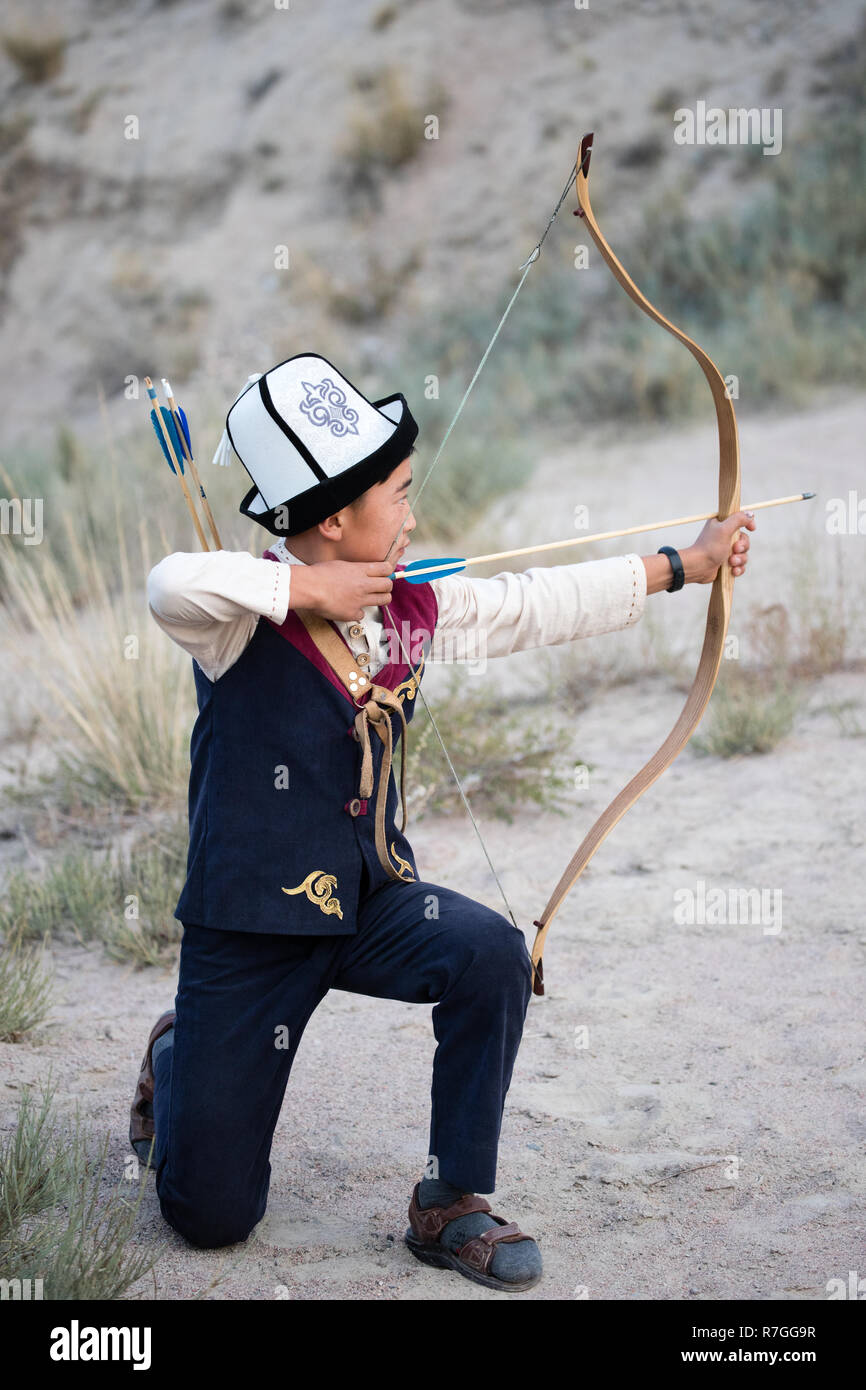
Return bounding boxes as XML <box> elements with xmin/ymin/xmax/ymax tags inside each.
<box><xmin>174</xmin><ymin>566</ymin><xmax>438</xmax><ymax>936</ymax></box>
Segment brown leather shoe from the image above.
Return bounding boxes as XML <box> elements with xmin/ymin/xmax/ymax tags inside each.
<box><xmin>405</xmin><ymin>1183</ymin><xmax>541</xmax><ymax>1291</ymax></box>
<box><xmin>129</xmin><ymin>1009</ymin><xmax>175</xmax><ymax>1165</ymax></box>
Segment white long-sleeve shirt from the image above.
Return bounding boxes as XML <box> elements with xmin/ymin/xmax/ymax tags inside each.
<box><xmin>146</xmin><ymin>538</ymin><xmax>647</xmax><ymax>683</ymax></box>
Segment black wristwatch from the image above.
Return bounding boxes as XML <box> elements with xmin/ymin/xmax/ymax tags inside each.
<box><xmin>657</xmin><ymin>545</ymin><xmax>685</xmax><ymax>592</ymax></box>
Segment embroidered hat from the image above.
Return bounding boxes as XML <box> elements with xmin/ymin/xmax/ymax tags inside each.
<box><xmin>224</xmin><ymin>352</ymin><xmax>418</xmax><ymax>536</ymax></box>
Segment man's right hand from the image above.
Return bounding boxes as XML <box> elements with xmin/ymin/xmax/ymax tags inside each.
<box><xmin>288</xmin><ymin>559</ymin><xmax>395</xmax><ymax>622</ymax></box>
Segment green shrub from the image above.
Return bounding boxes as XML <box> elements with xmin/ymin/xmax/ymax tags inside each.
<box><xmin>406</xmin><ymin>672</ymin><xmax>575</xmax><ymax>822</ymax></box>
<box><xmin>693</xmin><ymin>667</ymin><xmax>803</xmax><ymax>758</ymax></box>
<box><xmin>0</xmin><ymin>940</ymin><xmax>54</xmax><ymax>1041</ymax></box>
<box><xmin>0</xmin><ymin>825</ymin><xmax>187</xmax><ymax>969</ymax></box>
<box><xmin>0</xmin><ymin>1079</ymin><xmax>162</xmax><ymax>1300</ymax></box>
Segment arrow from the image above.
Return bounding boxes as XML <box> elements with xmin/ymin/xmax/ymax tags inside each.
<box><xmin>161</xmin><ymin>379</ymin><xmax>224</xmax><ymax>550</ymax></box>
<box><xmin>145</xmin><ymin>377</ymin><xmax>209</xmax><ymax>551</ymax></box>
<box><xmin>392</xmin><ymin>492</ymin><xmax>816</xmax><ymax>583</ymax></box>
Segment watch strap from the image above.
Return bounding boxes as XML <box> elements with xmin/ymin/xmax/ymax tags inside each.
<box><xmin>657</xmin><ymin>545</ymin><xmax>685</xmax><ymax>592</ymax></box>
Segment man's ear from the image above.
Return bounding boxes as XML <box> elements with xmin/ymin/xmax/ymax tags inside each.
<box><xmin>317</xmin><ymin>508</ymin><xmax>350</xmax><ymax>541</ymax></box>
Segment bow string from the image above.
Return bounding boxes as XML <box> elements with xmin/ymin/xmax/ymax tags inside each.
<box><xmin>379</xmin><ymin>151</ymin><xmax>588</xmax><ymax>932</ymax></box>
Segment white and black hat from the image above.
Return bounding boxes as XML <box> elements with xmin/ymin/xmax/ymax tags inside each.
<box><xmin>225</xmin><ymin>352</ymin><xmax>418</xmax><ymax>536</ymax></box>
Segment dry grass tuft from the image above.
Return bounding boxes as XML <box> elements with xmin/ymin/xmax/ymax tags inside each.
<box><xmin>340</xmin><ymin>67</ymin><xmax>449</xmax><ymax>205</ymax></box>
<box><xmin>1</xmin><ymin>27</ymin><xmax>67</xmax><ymax>83</ymax></box>
<box><xmin>406</xmin><ymin>672</ymin><xmax>575</xmax><ymax>822</ymax></box>
<box><xmin>0</xmin><ymin>939</ymin><xmax>54</xmax><ymax>1041</ymax></box>
<box><xmin>0</xmin><ymin>1078</ymin><xmax>163</xmax><ymax>1299</ymax></box>
<box><xmin>0</xmin><ymin>479</ymin><xmax>197</xmax><ymax>813</ymax></box>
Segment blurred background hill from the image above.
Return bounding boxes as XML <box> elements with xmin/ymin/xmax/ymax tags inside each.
<box><xmin>0</xmin><ymin>0</ymin><xmax>863</xmax><ymax>542</ymax></box>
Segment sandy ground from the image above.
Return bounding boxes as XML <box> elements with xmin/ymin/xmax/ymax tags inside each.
<box><xmin>1</xmin><ymin>398</ymin><xmax>863</xmax><ymax>1301</ymax></box>
<box><xmin>2</xmin><ymin>668</ymin><xmax>863</xmax><ymax>1302</ymax></box>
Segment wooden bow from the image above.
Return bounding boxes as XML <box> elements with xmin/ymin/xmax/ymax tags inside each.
<box><xmin>529</xmin><ymin>133</ymin><xmax>742</xmax><ymax>993</ymax></box>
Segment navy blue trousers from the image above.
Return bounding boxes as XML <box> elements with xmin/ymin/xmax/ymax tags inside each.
<box><xmin>152</xmin><ymin>874</ymin><xmax>533</xmax><ymax>1249</ymax></box>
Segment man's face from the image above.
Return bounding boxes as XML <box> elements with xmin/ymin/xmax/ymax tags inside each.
<box><xmin>333</xmin><ymin>456</ymin><xmax>416</xmax><ymax>563</ymax></box>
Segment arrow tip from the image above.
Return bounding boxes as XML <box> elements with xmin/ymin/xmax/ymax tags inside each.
<box><xmin>802</xmin><ymin>491</ymin><xmax>816</xmax><ymax>500</ymax></box>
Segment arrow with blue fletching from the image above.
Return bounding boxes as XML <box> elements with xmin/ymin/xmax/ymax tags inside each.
<box><xmin>391</xmin><ymin>493</ymin><xmax>815</xmax><ymax>583</ymax></box>
<box><xmin>145</xmin><ymin>377</ymin><xmax>209</xmax><ymax>550</ymax></box>
<box><xmin>161</xmin><ymin>379</ymin><xmax>223</xmax><ymax>549</ymax></box>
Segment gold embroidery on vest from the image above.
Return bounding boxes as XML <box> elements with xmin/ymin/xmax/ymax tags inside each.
<box><xmin>393</xmin><ymin>652</ymin><xmax>425</xmax><ymax>704</ymax></box>
<box><xmin>389</xmin><ymin>843</ymin><xmax>415</xmax><ymax>881</ymax></box>
<box><xmin>282</xmin><ymin>871</ymin><xmax>343</xmax><ymax>919</ymax></box>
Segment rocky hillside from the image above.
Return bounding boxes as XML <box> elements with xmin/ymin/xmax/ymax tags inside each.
<box><xmin>1</xmin><ymin>0</ymin><xmax>863</xmax><ymax>456</ymax></box>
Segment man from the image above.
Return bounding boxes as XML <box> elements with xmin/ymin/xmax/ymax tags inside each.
<box><xmin>130</xmin><ymin>353</ymin><xmax>753</xmax><ymax>1292</ymax></box>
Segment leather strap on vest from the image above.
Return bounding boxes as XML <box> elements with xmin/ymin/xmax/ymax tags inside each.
<box><xmin>354</xmin><ymin>686</ymin><xmax>411</xmax><ymax>881</ymax></box>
